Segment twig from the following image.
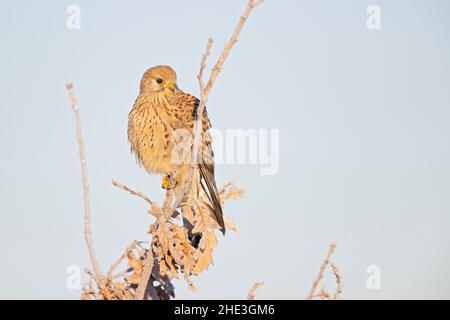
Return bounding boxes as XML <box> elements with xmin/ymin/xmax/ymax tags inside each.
<box><xmin>246</xmin><ymin>281</ymin><xmax>264</xmax><ymax>300</ymax></box>
<box><xmin>199</xmin><ymin>39</ymin><xmax>214</xmax><ymax>86</ymax></box>
<box><xmin>112</xmin><ymin>180</ymin><xmax>153</xmax><ymax>206</ymax></box>
<box><xmin>330</xmin><ymin>261</ymin><xmax>343</xmax><ymax>300</ymax></box>
<box><xmin>84</xmin><ymin>268</ymin><xmax>100</xmax><ymax>287</ymax></box>
<box><xmin>306</xmin><ymin>242</ymin><xmax>337</xmax><ymax>300</ymax></box>
<box><xmin>112</xmin><ymin>180</ymin><xmax>170</xmax><ymax>219</ymax></box>
<box><xmin>66</xmin><ymin>83</ymin><xmax>103</xmax><ymax>283</ymax></box>
<box><xmin>106</xmin><ymin>241</ymin><xmax>137</xmax><ymax>279</ymax></box>
<box><xmin>204</xmin><ymin>0</ymin><xmax>264</xmax><ymax>97</ymax></box>
<box><xmin>162</xmin><ymin>188</ymin><xmax>176</xmax><ymax>219</ymax></box>
<box><xmin>135</xmin><ymin>251</ymin><xmax>155</xmax><ymax>300</ymax></box>
<box><xmin>111</xmin><ymin>268</ymin><xmax>132</xmax><ymax>280</ymax></box>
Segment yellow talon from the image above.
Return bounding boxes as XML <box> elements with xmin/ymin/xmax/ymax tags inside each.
<box><xmin>161</xmin><ymin>175</ymin><xmax>170</xmax><ymax>189</ymax></box>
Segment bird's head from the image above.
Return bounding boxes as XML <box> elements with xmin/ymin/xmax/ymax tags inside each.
<box><xmin>140</xmin><ymin>65</ymin><xmax>178</xmax><ymax>95</ymax></box>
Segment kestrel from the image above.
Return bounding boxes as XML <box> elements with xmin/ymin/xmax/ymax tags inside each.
<box><xmin>128</xmin><ymin>65</ymin><xmax>225</xmax><ymax>234</ymax></box>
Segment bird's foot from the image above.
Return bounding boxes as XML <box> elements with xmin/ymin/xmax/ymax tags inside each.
<box><xmin>161</xmin><ymin>175</ymin><xmax>170</xmax><ymax>189</ymax></box>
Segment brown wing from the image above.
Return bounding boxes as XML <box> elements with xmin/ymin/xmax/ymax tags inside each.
<box><xmin>198</xmin><ymin>137</ymin><xmax>226</xmax><ymax>235</ymax></box>
<box><xmin>171</xmin><ymin>92</ymin><xmax>226</xmax><ymax>235</ymax></box>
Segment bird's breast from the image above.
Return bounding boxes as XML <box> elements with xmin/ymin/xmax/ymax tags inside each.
<box><xmin>128</xmin><ymin>102</ymin><xmax>177</xmax><ymax>175</ymax></box>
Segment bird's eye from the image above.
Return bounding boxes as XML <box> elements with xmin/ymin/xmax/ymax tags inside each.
<box><xmin>156</xmin><ymin>79</ymin><xmax>163</xmax><ymax>84</ymax></box>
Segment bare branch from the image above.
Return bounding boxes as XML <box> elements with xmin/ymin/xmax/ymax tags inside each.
<box><xmin>111</xmin><ymin>268</ymin><xmax>132</xmax><ymax>280</ymax></box>
<box><xmin>135</xmin><ymin>250</ymin><xmax>155</xmax><ymax>300</ymax></box>
<box><xmin>66</xmin><ymin>83</ymin><xmax>103</xmax><ymax>282</ymax></box>
<box><xmin>112</xmin><ymin>180</ymin><xmax>153</xmax><ymax>206</ymax></box>
<box><xmin>246</xmin><ymin>281</ymin><xmax>264</xmax><ymax>300</ymax></box>
<box><xmin>330</xmin><ymin>261</ymin><xmax>343</xmax><ymax>300</ymax></box>
<box><xmin>204</xmin><ymin>0</ymin><xmax>263</xmax><ymax>97</ymax></box>
<box><xmin>106</xmin><ymin>241</ymin><xmax>137</xmax><ymax>279</ymax></box>
<box><xmin>162</xmin><ymin>188</ymin><xmax>176</xmax><ymax>219</ymax></box>
<box><xmin>199</xmin><ymin>38</ymin><xmax>214</xmax><ymax>86</ymax></box>
<box><xmin>306</xmin><ymin>242</ymin><xmax>337</xmax><ymax>300</ymax></box>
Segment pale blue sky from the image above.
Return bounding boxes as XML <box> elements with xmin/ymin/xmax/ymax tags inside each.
<box><xmin>0</xmin><ymin>0</ymin><xmax>449</xmax><ymax>299</ymax></box>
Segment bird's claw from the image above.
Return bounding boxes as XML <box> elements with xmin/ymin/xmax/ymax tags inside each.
<box><xmin>161</xmin><ymin>175</ymin><xmax>170</xmax><ymax>189</ymax></box>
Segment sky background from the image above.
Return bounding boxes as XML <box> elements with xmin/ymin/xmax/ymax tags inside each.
<box><xmin>1</xmin><ymin>0</ymin><xmax>449</xmax><ymax>299</ymax></box>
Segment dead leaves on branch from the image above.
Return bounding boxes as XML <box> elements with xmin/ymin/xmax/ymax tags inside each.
<box><xmin>193</xmin><ymin>231</ymin><xmax>218</xmax><ymax>275</ymax></box>
<box><xmin>82</xmin><ymin>243</ymin><xmax>175</xmax><ymax>300</ymax></box>
<box><xmin>149</xmin><ymin>182</ymin><xmax>242</xmax><ymax>292</ymax></box>
<box><xmin>219</xmin><ymin>182</ymin><xmax>245</xmax><ymax>203</ymax></box>
<box><xmin>81</xmin><ymin>181</ymin><xmax>243</xmax><ymax>300</ymax></box>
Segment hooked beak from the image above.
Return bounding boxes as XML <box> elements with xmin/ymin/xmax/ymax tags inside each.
<box><xmin>165</xmin><ymin>80</ymin><xmax>176</xmax><ymax>93</ymax></box>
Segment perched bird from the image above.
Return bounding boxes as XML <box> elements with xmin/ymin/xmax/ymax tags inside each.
<box><xmin>128</xmin><ymin>65</ymin><xmax>225</xmax><ymax>234</ymax></box>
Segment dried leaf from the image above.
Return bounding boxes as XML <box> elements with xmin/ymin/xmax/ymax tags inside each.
<box><xmin>192</xmin><ymin>201</ymin><xmax>219</xmax><ymax>233</ymax></box>
<box><xmin>170</xmin><ymin>225</ymin><xmax>196</xmax><ymax>277</ymax></box>
<box><xmin>219</xmin><ymin>183</ymin><xmax>245</xmax><ymax>202</ymax></box>
<box><xmin>193</xmin><ymin>231</ymin><xmax>217</xmax><ymax>274</ymax></box>
<box><xmin>224</xmin><ymin>217</ymin><xmax>240</xmax><ymax>233</ymax></box>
